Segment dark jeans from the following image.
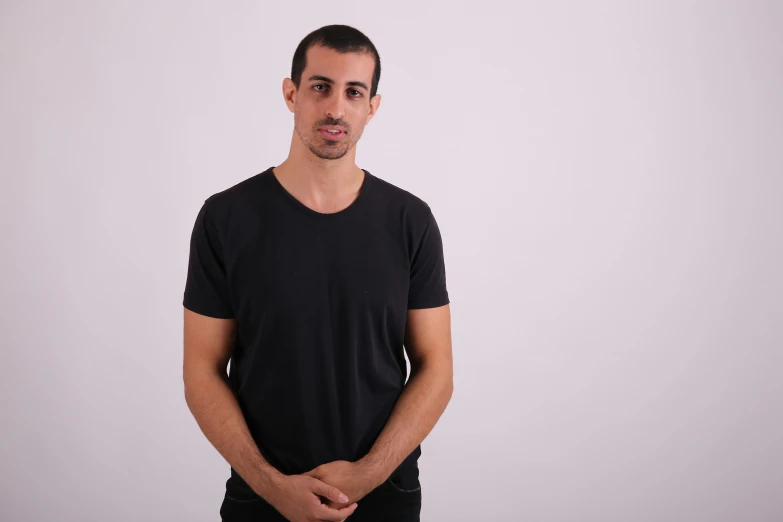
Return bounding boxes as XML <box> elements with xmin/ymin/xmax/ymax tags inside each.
<box><xmin>220</xmin><ymin>477</ymin><xmax>422</xmax><ymax>522</ymax></box>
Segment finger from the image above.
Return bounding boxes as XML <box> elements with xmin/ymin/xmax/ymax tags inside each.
<box><xmin>337</xmin><ymin>502</ymin><xmax>358</xmax><ymax>514</ymax></box>
<box><xmin>311</xmin><ymin>478</ymin><xmax>350</xmax><ymax>504</ymax></box>
<box><xmin>336</xmin><ymin>502</ymin><xmax>359</xmax><ymax>522</ymax></box>
<box><xmin>315</xmin><ymin>501</ymin><xmax>358</xmax><ymax>521</ymax></box>
<box><xmin>321</xmin><ymin>500</ymin><xmax>351</xmax><ymax>511</ymax></box>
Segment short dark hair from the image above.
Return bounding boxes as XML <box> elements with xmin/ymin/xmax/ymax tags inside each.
<box><xmin>291</xmin><ymin>25</ymin><xmax>381</xmax><ymax>98</ymax></box>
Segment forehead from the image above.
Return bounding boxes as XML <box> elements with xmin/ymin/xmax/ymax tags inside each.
<box><xmin>303</xmin><ymin>45</ymin><xmax>375</xmax><ymax>86</ymax></box>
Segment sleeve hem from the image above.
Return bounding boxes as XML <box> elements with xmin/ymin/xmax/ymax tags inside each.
<box><xmin>183</xmin><ymin>300</ymin><xmax>235</xmax><ymax>319</ymax></box>
<box><xmin>407</xmin><ymin>296</ymin><xmax>450</xmax><ymax>311</ymax></box>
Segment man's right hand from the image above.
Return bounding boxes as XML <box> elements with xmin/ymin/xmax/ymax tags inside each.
<box><xmin>266</xmin><ymin>474</ymin><xmax>359</xmax><ymax>522</ymax></box>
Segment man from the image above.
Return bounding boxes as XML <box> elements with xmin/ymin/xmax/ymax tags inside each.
<box><xmin>182</xmin><ymin>24</ymin><xmax>452</xmax><ymax>522</ymax></box>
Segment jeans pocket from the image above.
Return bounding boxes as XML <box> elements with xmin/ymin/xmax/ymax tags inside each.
<box><xmin>224</xmin><ymin>491</ymin><xmax>263</xmax><ymax>504</ymax></box>
<box><xmin>386</xmin><ymin>476</ymin><xmax>421</xmax><ymax>493</ymax></box>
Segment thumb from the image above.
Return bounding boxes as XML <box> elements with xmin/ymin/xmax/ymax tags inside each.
<box><xmin>310</xmin><ymin>478</ymin><xmax>349</xmax><ymax>504</ymax></box>
<box><xmin>304</xmin><ymin>466</ymin><xmax>321</xmax><ymax>478</ymax></box>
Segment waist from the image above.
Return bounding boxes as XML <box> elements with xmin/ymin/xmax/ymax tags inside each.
<box><xmin>226</xmin><ymin>444</ymin><xmax>422</xmax><ymax>499</ymax></box>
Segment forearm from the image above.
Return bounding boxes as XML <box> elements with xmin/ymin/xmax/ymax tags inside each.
<box><xmin>358</xmin><ymin>362</ymin><xmax>453</xmax><ymax>485</ymax></box>
<box><xmin>184</xmin><ymin>369</ymin><xmax>285</xmax><ymax>499</ymax></box>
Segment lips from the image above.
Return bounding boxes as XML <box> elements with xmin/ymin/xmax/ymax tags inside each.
<box><xmin>319</xmin><ymin>126</ymin><xmax>346</xmax><ymax>140</ymax></box>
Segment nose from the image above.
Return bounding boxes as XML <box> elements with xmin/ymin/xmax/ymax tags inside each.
<box><xmin>325</xmin><ymin>94</ymin><xmax>346</xmax><ymax>121</ymax></box>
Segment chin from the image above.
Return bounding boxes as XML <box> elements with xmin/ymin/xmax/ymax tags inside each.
<box><xmin>312</xmin><ymin>148</ymin><xmax>348</xmax><ymax>160</ymax></box>
<box><xmin>309</xmin><ymin>142</ymin><xmax>350</xmax><ymax>160</ymax></box>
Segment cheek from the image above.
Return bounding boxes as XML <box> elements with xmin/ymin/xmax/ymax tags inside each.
<box><xmin>347</xmin><ymin>111</ymin><xmax>367</xmax><ymax>133</ymax></box>
<box><xmin>294</xmin><ymin>103</ymin><xmax>316</xmax><ymax>126</ymax></box>
<box><xmin>350</xmin><ymin>121</ymin><xmax>366</xmax><ymax>139</ymax></box>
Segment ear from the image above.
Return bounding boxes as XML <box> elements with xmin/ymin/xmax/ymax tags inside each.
<box><xmin>365</xmin><ymin>93</ymin><xmax>381</xmax><ymax>125</ymax></box>
<box><xmin>282</xmin><ymin>77</ymin><xmax>297</xmax><ymax>113</ymax></box>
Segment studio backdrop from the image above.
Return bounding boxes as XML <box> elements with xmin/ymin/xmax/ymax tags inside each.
<box><xmin>1</xmin><ymin>1</ymin><xmax>781</xmax><ymax>521</ymax></box>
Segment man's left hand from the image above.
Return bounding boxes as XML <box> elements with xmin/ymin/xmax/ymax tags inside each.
<box><xmin>303</xmin><ymin>460</ymin><xmax>381</xmax><ymax>510</ymax></box>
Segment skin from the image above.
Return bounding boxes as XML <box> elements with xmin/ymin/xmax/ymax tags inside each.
<box><xmin>273</xmin><ymin>44</ymin><xmax>382</xmax><ymax>213</ymax></box>
<box><xmin>183</xmin><ymin>44</ymin><xmax>453</xmax><ymax>521</ymax></box>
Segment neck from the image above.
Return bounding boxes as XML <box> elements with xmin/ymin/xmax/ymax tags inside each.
<box><xmin>275</xmin><ymin>158</ymin><xmax>363</xmax><ymax>193</ymax></box>
<box><xmin>275</xmin><ymin>132</ymin><xmax>363</xmax><ymax>197</ymax></box>
<box><xmin>273</xmin><ymin>139</ymin><xmax>365</xmax><ymax>214</ymax></box>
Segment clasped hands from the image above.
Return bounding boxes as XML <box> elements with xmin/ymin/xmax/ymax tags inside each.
<box><xmin>303</xmin><ymin>459</ymin><xmax>380</xmax><ymax>511</ymax></box>
<box><xmin>265</xmin><ymin>458</ymin><xmax>384</xmax><ymax>522</ymax></box>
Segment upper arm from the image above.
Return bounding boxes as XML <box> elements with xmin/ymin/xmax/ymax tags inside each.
<box><xmin>183</xmin><ymin>308</ymin><xmax>237</xmax><ymax>383</ymax></box>
<box><xmin>404</xmin><ymin>304</ymin><xmax>452</xmax><ymax>373</ymax></box>
<box><xmin>404</xmin><ymin>204</ymin><xmax>451</xmax><ymax>372</ymax></box>
<box><xmin>182</xmin><ymin>198</ymin><xmax>237</xmax><ymax>384</ymax></box>
<box><xmin>407</xmin><ymin>207</ymin><xmax>449</xmax><ymax>310</ymax></box>
<box><xmin>183</xmin><ymin>199</ymin><xmax>235</xmax><ymax>319</ymax></box>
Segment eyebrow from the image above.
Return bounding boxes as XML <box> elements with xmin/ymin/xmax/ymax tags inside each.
<box><xmin>307</xmin><ymin>75</ymin><xmax>369</xmax><ymax>92</ymax></box>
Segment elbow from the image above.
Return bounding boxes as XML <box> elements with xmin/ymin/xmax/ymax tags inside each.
<box><xmin>411</xmin><ymin>359</ymin><xmax>453</xmax><ymax>399</ymax></box>
<box><xmin>183</xmin><ymin>363</ymin><xmax>228</xmax><ymax>406</ymax></box>
<box><xmin>183</xmin><ymin>372</ymin><xmax>196</xmax><ymax>411</ymax></box>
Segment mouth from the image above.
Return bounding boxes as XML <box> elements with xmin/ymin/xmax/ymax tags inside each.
<box><xmin>319</xmin><ymin>126</ymin><xmax>346</xmax><ymax>141</ymax></box>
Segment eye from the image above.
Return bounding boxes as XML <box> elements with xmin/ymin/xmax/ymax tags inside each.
<box><xmin>313</xmin><ymin>84</ymin><xmax>328</xmax><ymax>92</ymax></box>
<box><xmin>349</xmin><ymin>89</ymin><xmax>362</xmax><ymax>98</ymax></box>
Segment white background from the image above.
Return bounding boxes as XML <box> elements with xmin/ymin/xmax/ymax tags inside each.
<box><xmin>1</xmin><ymin>1</ymin><xmax>782</xmax><ymax>521</ymax></box>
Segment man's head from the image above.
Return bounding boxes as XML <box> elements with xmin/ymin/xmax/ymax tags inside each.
<box><xmin>283</xmin><ymin>25</ymin><xmax>382</xmax><ymax>161</ymax></box>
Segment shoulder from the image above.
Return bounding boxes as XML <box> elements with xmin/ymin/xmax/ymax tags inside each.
<box><xmin>199</xmin><ymin>168</ymin><xmax>275</xmax><ymax>227</ymax></box>
<box><xmin>368</xmin><ymin>172</ymin><xmax>434</xmax><ymax>223</ymax></box>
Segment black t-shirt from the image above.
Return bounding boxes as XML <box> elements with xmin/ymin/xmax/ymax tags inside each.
<box><xmin>183</xmin><ymin>166</ymin><xmax>449</xmax><ymax>496</ymax></box>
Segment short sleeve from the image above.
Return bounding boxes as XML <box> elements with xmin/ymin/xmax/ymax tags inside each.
<box><xmin>182</xmin><ymin>200</ymin><xmax>235</xmax><ymax>318</ymax></box>
<box><xmin>408</xmin><ymin>208</ymin><xmax>450</xmax><ymax>309</ymax></box>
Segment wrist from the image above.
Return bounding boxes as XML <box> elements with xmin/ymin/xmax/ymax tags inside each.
<box><xmin>250</xmin><ymin>467</ymin><xmax>288</xmax><ymax>501</ymax></box>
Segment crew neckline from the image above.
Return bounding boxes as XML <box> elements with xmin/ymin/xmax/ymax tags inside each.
<box><xmin>267</xmin><ymin>166</ymin><xmax>374</xmax><ymax>219</ymax></box>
